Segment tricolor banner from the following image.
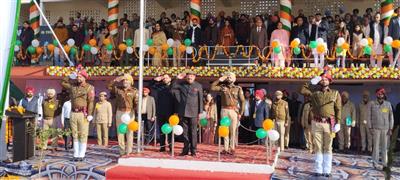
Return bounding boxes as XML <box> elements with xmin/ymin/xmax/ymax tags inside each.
<box><xmin>279</xmin><ymin>0</ymin><xmax>292</xmax><ymax>32</ymax></box>
<box><xmin>108</xmin><ymin>0</ymin><xmax>119</xmax><ymax>36</ymax></box>
<box><xmin>190</xmin><ymin>0</ymin><xmax>201</xmax><ymax>22</ymax></box>
<box><xmin>381</xmin><ymin>0</ymin><xmax>394</xmax><ymax>26</ymax></box>
<box><xmin>29</xmin><ymin>0</ymin><xmax>40</xmax><ymax>37</ymax></box>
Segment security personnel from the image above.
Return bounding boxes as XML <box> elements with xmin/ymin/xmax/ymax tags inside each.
<box><xmin>61</xmin><ymin>66</ymin><xmax>95</xmax><ymax>161</ymax></box>
<box><xmin>367</xmin><ymin>88</ymin><xmax>393</xmax><ymax>170</ymax></box>
<box><xmin>211</xmin><ymin>72</ymin><xmax>245</xmax><ymax>155</ymax></box>
<box><xmin>301</xmin><ymin>94</ymin><xmax>313</xmax><ymax>153</ymax></box>
<box><xmin>300</xmin><ymin>72</ymin><xmax>341</xmax><ymax>177</ymax></box>
<box><xmin>271</xmin><ymin>90</ymin><xmax>290</xmax><ymax>151</ymax></box>
<box><xmin>358</xmin><ymin>91</ymin><xmax>372</xmax><ymax>154</ymax></box>
<box><xmin>338</xmin><ymin>91</ymin><xmax>356</xmax><ymax>152</ymax></box>
<box><xmin>108</xmin><ymin>74</ymin><xmax>138</xmax><ymax>156</ymax></box>
<box><xmin>42</xmin><ymin>88</ymin><xmax>60</xmax><ymax>150</ymax></box>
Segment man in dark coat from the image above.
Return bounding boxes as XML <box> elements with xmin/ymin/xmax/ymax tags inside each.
<box><xmin>172</xmin><ymin>70</ymin><xmax>203</xmax><ymax>156</ymax></box>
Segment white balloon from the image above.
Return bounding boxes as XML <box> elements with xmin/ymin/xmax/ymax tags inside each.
<box><xmin>268</xmin><ymin>130</ymin><xmax>280</xmax><ymax>141</ymax></box>
<box><xmin>31</xmin><ymin>39</ymin><xmax>40</xmax><ymax>47</ymax></box>
<box><xmin>67</xmin><ymin>38</ymin><xmax>75</xmax><ymax>47</ymax></box>
<box><xmin>90</xmin><ymin>47</ymin><xmax>98</xmax><ymax>55</ymax></box>
<box><xmin>14</xmin><ymin>45</ymin><xmax>20</xmax><ymax>52</ymax></box>
<box><xmin>199</xmin><ymin>111</ymin><xmax>207</xmax><ymax>119</ymax></box>
<box><xmin>337</xmin><ymin>37</ymin><xmax>345</xmax><ymax>46</ymax></box>
<box><xmin>142</xmin><ymin>45</ymin><xmax>149</xmax><ymax>52</ymax></box>
<box><xmin>294</xmin><ymin>38</ymin><xmax>300</xmax><ymax>44</ymax></box>
<box><xmin>186</xmin><ymin>46</ymin><xmax>193</xmax><ymax>54</ymax></box>
<box><xmin>173</xmin><ymin>125</ymin><xmax>183</xmax><ymax>135</ymax></box>
<box><xmin>316</xmin><ymin>38</ymin><xmax>324</xmax><ymax>44</ymax></box>
<box><xmin>360</xmin><ymin>38</ymin><xmax>368</xmax><ymax>46</ymax></box>
<box><xmin>107</xmin><ymin>50</ymin><xmax>113</xmax><ymax>55</ymax></box>
<box><xmin>121</xmin><ymin>113</ymin><xmax>131</xmax><ymax>124</ymax></box>
<box><xmin>54</xmin><ymin>47</ymin><xmax>60</xmax><ymax>55</ymax></box>
<box><xmin>384</xmin><ymin>36</ymin><xmax>393</xmax><ymax>45</ymax></box>
<box><xmin>126</xmin><ymin>47</ymin><xmax>134</xmax><ymax>54</ymax></box>
<box><xmin>167</xmin><ymin>38</ymin><xmax>174</xmax><ymax>47</ymax></box>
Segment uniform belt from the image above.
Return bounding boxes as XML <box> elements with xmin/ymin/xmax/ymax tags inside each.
<box><xmin>222</xmin><ymin>106</ymin><xmax>236</xmax><ymax>110</ymax></box>
<box><xmin>313</xmin><ymin>117</ymin><xmax>330</xmax><ymax>123</ymax></box>
<box><xmin>118</xmin><ymin>108</ymin><xmax>132</xmax><ymax>112</ymax></box>
<box><xmin>72</xmin><ymin>107</ymin><xmax>87</xmax><ymax>113</ymax></box>
<box><xmin>44</xmin><ymin>117</ymin><xmax>54</xmax><ymax>120</ymax></box>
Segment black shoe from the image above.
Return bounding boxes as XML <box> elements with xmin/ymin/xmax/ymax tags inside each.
<box><xmin>190</xmin><ymin>150</ymin><xmax>196</xmax><ymax>157</ymax></box>
<box><xmin>72</xmin><ymin>157</ymin><xmax>79</xmax><ymax>162</ymax></box>
<box><xmin>159</xmin><ymin>147</ymin><xmax>166</xmax><ymax>152</ymax></box>
<box><xmin>179</xmin><ymin>152</ymin><xmax>189</xmax><ymax>156</ymax></box>
<box><xmin>313</xmin><ymin>173</ymin><xmax>323</xmax><ymax>177</ymax></box>
<box><xmin>323</xmin><ymin>173</ymin><xmax>331</xmax><ymax>177</ymax></box>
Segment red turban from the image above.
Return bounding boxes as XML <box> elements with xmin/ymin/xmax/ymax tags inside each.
<box><xmin>25</xmin><ymin>86</ymin><xmax>35</xmax><ymax>93</ymax></box>
<box><xmin>376</xmin><ymin>88</ymin><xmax>386</xmax><ymax>96</ymax></box>
<box><xmin>320</xmin><ymin>72</ymin><xmax>332</xmax><ymax>82</ymax></box>
<box><xmin>143</xmin><ymin>87</ymin><xmax>150</xmax><ymax>93</ymax></box>
<box><xmin>255</xmin><ymin>90</ymin><xmax>264</xmax><ymax>99</ymax></box>
<box><xmin>77</xmin><ymin>69</ymin><xmax>88</xmax><ymax>79</ymax></box>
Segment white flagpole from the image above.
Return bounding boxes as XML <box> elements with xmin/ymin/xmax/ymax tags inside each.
<box><xmin>32</xmin><ymin>0</ymin><xmax>73</xmax><ymax>66</ymax></box>
<box><xmin>137</xmin><ymin>0</ymin><xmax>145</xmax><ymax>153</ymax></box>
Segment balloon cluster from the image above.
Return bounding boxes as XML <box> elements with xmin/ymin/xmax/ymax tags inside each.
<box><xmin>218</xmin><ymin>116</ymin><xmax>231</xmax><ymax>137</ymax></box>
<box><xmin>290</xmin><ymin>38</ymin><xmax>301</xmax><ymax>55</ymax></box>
<box><xmin>359</xmin><ymin>38</ymin><xmax>373</xmax><ymax>55</ymax></box>
<box><xmin>145</xmin><ymin>38</ymin><xmax>193</xmax><ymax>56</ymax></box>
<box><xmin>117</xmin><ymin>113</ymin><xmax>139</xmax><ymax>134</ymax></box>
<box><xmin>255</xmin><ymin>119</ymin><xmax>279</xmax><ymax>142</ymax></box>
<box><xmin>271</xmin><ymin>39</ymin><xmax>281</xmax><ymax>54</ymax></box>
<box><xmin>161</xmin><ymin>115</ymin><xmax>183</xmax><ymax>136</ymax></box>
<box><xmin>310</xmin><ymin>38</ymin><xmax>327</xmax><ymax>54</ymax></box>
<box><xmin>335</xmin><ymin>37</ymin><xmax>350</xmax><ymax>54</ymax></box>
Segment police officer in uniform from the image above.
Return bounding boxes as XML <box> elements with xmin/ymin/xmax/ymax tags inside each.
<box><xmin>271</xmin><ymin>90</ymin><xmax>290</xmax><ymax>151</ymax></box>
<box><xmin>61</xmin><ymin>66</ymin><xmax>95</xmax><ymax>161</ymax></box>
<box><xmin>108</xmin><ymin>74</ymin><xmax>138</xmax><ymax>156</ymax></box>
<box><xmin>358</xmin><ymin>91</ymin><xmax>372</xmax><ymax>154</ymax></box>
<box><xmin>301</xmin><ymin>94</ymin><xmax>314</xmax><ymax>153</ymax></box>
<box><xmin>338</xmin><ymin>91</ymin><xmax>356</xmax><ymax>152</ymax></box>
<box><xmin>300</xmin><ymin>72</ymin><xmax>341</xmax><ymax>177</ymax></box>
<box><xmin>211</xmin><ymin>72</ymin><xmax>245</xmax><ymax>155</ymax></box>
<box><xmin>42</xmin><ymin>88</ymin><xmax>60</xmax><ymax>150</ymax></box>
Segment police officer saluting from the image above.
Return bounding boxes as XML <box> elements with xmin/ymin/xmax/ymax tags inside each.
<box><xmin>61</xmin><ymin>65</ymin><xmax>95</xmax><ymax>161</ymax></box>
<box><xmin>300</xmin><ymin>71</ymin><xmax>342</xmax><ymax>177</ymax></box>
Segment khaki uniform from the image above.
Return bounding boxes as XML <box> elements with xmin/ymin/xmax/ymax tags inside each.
<box><xmin>108</xmin><ymin>81</ymin><xmax>138</xmax><ymax>155</ymax></box>
<box><xmin>300</xmin><ymin>83</ymin><xmax>341</xmax><ymax>174</ymax></box>
<box><xmin>301</xmin><ymin>102</ymin><xmax>313</xmax><ymax>152</ymax></box>
<box><xmin>338</xmin><ymin>100</ymin><xmax>356</xmax><ymax>150</ymax></box>
<box><xmin>358</xmin><ymin>101</ymin><xmax>372</xmax><ymax>152</ymax></box>
<box><xmin>211</xmin><ymin>80</ymin><xmax>245</xmax><ymax>152</ymax></box>
<box><xmin>271</xmin><ymin>99</ymin><xmax>290</xmax><ymax>151</ymax></box>
<box><xmin>94</xmin><ymin>101</ymin><xmax>112</xmax><ymax>146</ymax></box>
<box><xmin>42</xmin><ymin>97</ymin><xmax>60</xmax><ymax>149</ymax></box>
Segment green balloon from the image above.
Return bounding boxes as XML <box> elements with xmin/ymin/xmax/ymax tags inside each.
<box><xmin>147</xmin><ymin>39</ymin><xmax>154</xmax><ymax>46</ymax></box>
<box><xmin>53</xmin><ymin>39</ymin><xmax>59</xmax><ymax>47</ymax></box>
<box><xmin>384</xmin><ymin>44</ymin><xmax>392</xmax><ymax>53</ymax></box>
<box><xmin>220</xmin><ymin>116</ymin><xmax>231</xmax><ymax>127</ymax></box>
<box><xmin>363</xmin><ymin>46</ymin><xmax>372</xmax><ymax>55</ymax></box>
<box><xmin>126</xmin><ymin>39</ymin><xmax>133</xmax><ymax>46</ymax></box>
<box><xmin>200</xmin><ymin>118</ymin><xmax>208</xmax><ymax>127</ymax></box>
<box><xmin>336</xmin><ymin>47</ymin><xmax>343</xmax><ymax>53</ymax></box>
<box><xmin>27</xmin><ymin>46</ymin><xmax>36</xmax><ymax>54</ymax></box>
<box><xmin>106</xmin><ymin>44</ymin><xmax>113</xmax><ymax>51</ymax></box>
<box><xmin>273</xmin><ymin>46</ymin><xmax>281</xmax><ymax>54</ymax></box>
<box><xmin>167</xmin><ymin>47</ymin><xmax>174</xmax><ymax>55</ymax></box>
<box><xmin>83</xmin><ymin>44</ymin><xmax>91</xmax><ymax>51</ymax></box>
<box><xmin>256</xmin><ymin>128</ymin><xmax>267</xmax><ymax>139</ymax></box>
<box><xmin>293</xmin><ymin>47</ymin><xmax>301</xmax><ymax>55</ymax></box>
<box><xmin>184</xmin><ymin>39</ymin><xmax>192</xmax><ymax>46</ymax></box>
<box><xmin>70</xmin><ymin>47</ymin><xmax>77</xmax><ymax>55</ymax></box>
<box><xmin>309</xmin><ymin>41</ymin><xmax>317</xmax><ymax>49</ymax></box>
<box><xmin>118</xmin><ymin>124</ymin><xmax>128</xmax><ymax>134</ymax></box>
<box><xmin>16</xmin><ymin>40</ymin><xmax>22</xmax><ymax>46</ymax></box>
<box><xmin>161</xmin><ymin>123</ymin><xmax>173</xmax><ymax>134</ymax></box>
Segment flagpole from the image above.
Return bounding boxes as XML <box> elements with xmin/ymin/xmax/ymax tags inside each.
<box><xmin>137</xmin><ymin>0</ymin><xmax>145</xmax><ymax>153</ymax></box>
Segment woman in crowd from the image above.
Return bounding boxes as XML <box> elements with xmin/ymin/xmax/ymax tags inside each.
<box><xmin>335</xmin><ymin>20</ymin><xmax>349</xmax><ymax>68</ymax></box>
<box><xmin>202</xmin><ymin>93</ymin><xmax>218</xmax><ymax>144</ymax></box>
<box><xmin>351</xmin><ymin>24</ymin><xmax>364</xmax><ymax>66</ymax></box>
<box><xmin>98</xmin><ymin>28</ymin><xmax>114</xmax><ymax>66</ymax></box>
<box><xmin>219</xmin><ymin>20</ymin><xmax>235</xmax><ymax>47</ymax></box>
<box><xmin>270</xmin><ymin>22</ymin><xmax>290</xmax><ymax>67</ymax></box>
<box><xmin>152</xmin><ymin>23</ymin><xmax>167</xmax><ymax>67</ymax></box>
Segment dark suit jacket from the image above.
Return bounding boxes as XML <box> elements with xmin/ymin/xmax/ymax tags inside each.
<box><xmin>254</xmin><ymin>100</ymin><xmax>269</xmax><ymax>128</ymax></box>
<box><xmin>249</xmin><ymin>27</ymin><xmax>268</xmax><ymax>49</ymax></box>
<box><xmin>309</xmin><ymin>21</ymin><xmax>328</xmax><ymax>42</ymax></box>
<box><xmin>149</xmin><ymin>80</ymin><xmax>176</xmax><ymax>118</ymax></box>
<box><xmin>389</xmin><ymin>17</ymin><xmax>400</xmax><ymax>40</ymax></box>
<box><xmin>369</xmin><ymin>22</ymin><xmax>385</xmax><ymax>44</ymax></box>
<box><xmin>185</xmin><ymin>26</ymin><xmax>202</xmax><ymax>46</ymax></box>
<box><xmin>173</xmin><ymin>80</ymin><xmax>203</xmax><ymax>118</ymax></box>
<box><xmin>290</xmin><ymin>25</ymin><xmax>309</xmax><ymax>44</ymax></box>
<box><xmin>20</xmin><ymin>27</ymin><xmax>34</xmax><ymax>49</ymax></box>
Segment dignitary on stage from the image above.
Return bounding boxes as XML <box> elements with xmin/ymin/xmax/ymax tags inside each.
<box><xmin>173</xmin><ymin>70</ymin><xmax>203</xmax><ymax>156</ymax></box>
<box><xmin>300</xmin><ymin>71</ymin><xmax>342</xmax><ymax>177</ymax></box>
<box><xmin>19</xmin><ymin>86</ymin><xmax>42</xmax><ymax>124</ymax></box>
<box><xmin>93</xmin><ymin>92</ymin><xmax>112</xmax><ymax>147</ymax></box>
<box><xmin>253</xmin><ymin>90</ymin><xmax>269</xmax><ymax>144</ymax></box>
<box><xmin>108</xmin><ymin>74</ymin><xmax>138</xmax><ymax>156</ymax></box>
<box><xmin>61</xmin><ymin>66</ymin><xmax>95</xmax><ymax>161</ymax></box>
<box><xmin>211</xmin><ymin>72</ymin><xmax>245</xmax><ymax>155</ymax></box>
<box><xmin>141</xmin><ymin>87</ymin><xmax>156</xmax><ymax>144</ymax></box>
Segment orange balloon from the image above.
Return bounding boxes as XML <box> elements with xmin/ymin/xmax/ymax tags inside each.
<box><xmin>47</xmin><ymin>44</ymin><xmax>55</xmax><ymax>52</ymax></box>
<box><xmin>128</xmin><ymin>121</ymin><xmax>139</xmax><ymax>131</ymax></box>
<box><xmin>161</xmin><ymin>43</ymin><xmax>169</xmax><ymax>51</ymax></box>
<box><xmin>179</xmin><ymin>44</ymin><xmax>186</xmax><ymax>52</ymax></box>
<box><xmin>36</xmin><ymin>47</ymin><xmax>44</xmax><ymax>54</ymax></box>
<box><xmin>118</xmin><ymin>43</ymin><xmax>127</xmax><ymax>51</ymax></box>
<box><xmin>169</xmin><ymin>115</ymin><xmax>180</xmax><ymax>126</ymax></box>
<box><xmin>367</xmin><ymin>38</ymin><xmax>373</xmax><ymax>45</ymax></box>
<box><xmin>392</xmin><ymin>40</ymin><xmax>400</xmax><ymax>48</ymax></box>
<box><xmin>342</xmin><ymin>42</ymin><xmax>350</xmax><ymax>50</ymax></box>
<box><xmin>290</xmin><ymin>40</ymin><xmax>299</xmax><ymax>48</ymax></box>
<box><xmin>271</xmin><ymin>40</ymin><xmax>279</xmax><ymax>48</ymax></box>
<box><xmin>149</xmin><ymin>47</ymin><xmax>156</xmax><ymax>55</ymax></box>
<box><xmin>218</xmin><ymin>126</ymin><xmax>229</xmax><ymax>137</ymax></box>
<box><xmin>63</xmin><ymin>45</ymin><xmax>71</xmax><ymax>53</ymax></box>
<box><xmin>89</xmin><ymin>39</ymin><xmax>97</xmax><ymax>46</ymax></box>
<box><xmin>316</xmin><ymin>44</ymin><xmax>325</xmax><ymax>53</ymax></box>
<box><xmin>103</xmin><ymin>38</ymin><xmax>111</xmax><ymax>46</ymax></box>
<box><xmin>262</xmin><ymin>119</ymin><xmax>274</xmax><ymax>130</ymax></box>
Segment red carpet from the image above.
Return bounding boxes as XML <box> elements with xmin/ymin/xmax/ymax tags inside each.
<box><xmin>106</xmin><ymin>166</ymin><xmax>271</xmax><ymax>180</ymax></box>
